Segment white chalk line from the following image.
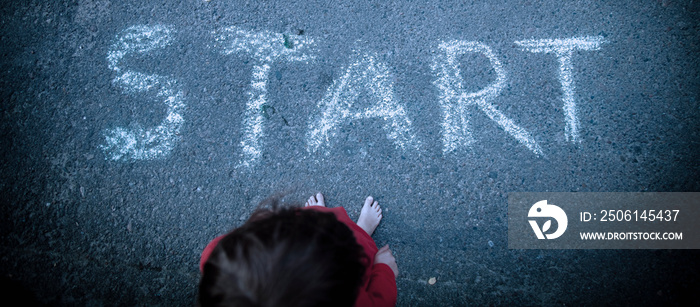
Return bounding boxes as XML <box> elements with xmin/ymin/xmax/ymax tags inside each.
<box><xmin>213</xmin><ymin>26</ymin><xmax>316</xmax><ymax>167</ymax></box>
<box><xmin>306</xmin><ymin>51</ymin><xmax>421</xmax><ymax>154</ymax></box>
<box><xmin>237</xmin><ymin>64</ymin><xmax>269</xmax><ymax>168</ymax></box>
<box><xmin>515</xmin><ymin>36</ymin><xmax>607</xmax><ymax>142</ymax></box>
<box><xmin>107</xmin><ymin>25</ymin><xmax>174</xmax><ymax>72</ymax></box>
<box><xmin>101</xmin><ymin>24</ymin><xmax>185</xmax><ymax>161</ymax></box>
<box><xmin>433</xmin><ymin>40</ymin><xmax>543</xmax><ymax>155</ymax></box>
<box><xmin>514</xmin><ymin>36</ymin><xmax>606</xmax><ymax>53</ymax></box>
<box><xmin>215</xmin><ymin>26</ymin><xmax>316</xmax><ymax>62</ymax></box>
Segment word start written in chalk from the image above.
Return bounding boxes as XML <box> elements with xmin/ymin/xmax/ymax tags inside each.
<box><xmin>100</xmin><ymin>24</ymin><xmax>607</xmax><ymax>166</ymax></box>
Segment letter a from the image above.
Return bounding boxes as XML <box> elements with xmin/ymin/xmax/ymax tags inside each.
<box><xmin>307</xmin><ymin>52</ymin><xmax>420</xmax><ymax>153</ymax></box>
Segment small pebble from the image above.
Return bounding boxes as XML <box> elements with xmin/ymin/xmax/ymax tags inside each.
<box><xmin>428</xmin><ymin>277</ymin><xmax>436</xmax><ymax>285</ymax></box>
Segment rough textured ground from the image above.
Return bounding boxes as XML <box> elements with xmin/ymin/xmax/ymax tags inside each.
<box><xmin>1</xmin><ymin>0</ymin><xmax>699</xmax><ymax>305</ymax></box>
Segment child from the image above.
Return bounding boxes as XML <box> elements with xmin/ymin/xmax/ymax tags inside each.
<box><xmin>198</xmin><ymin>192</ymin><xmax>398</xmax><ymax>307</ymax></box>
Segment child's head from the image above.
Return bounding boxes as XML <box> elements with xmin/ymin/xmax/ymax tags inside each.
<box><xmin>199</xmin><ymin>202</ymin><xmax>367</xmax><ymax>307</ymax></box>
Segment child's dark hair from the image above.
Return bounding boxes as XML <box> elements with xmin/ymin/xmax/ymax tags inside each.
<box><xmin>198</xmin><ymin>198</ymin><xmax>367</xmax><ymax>307</ymax></box>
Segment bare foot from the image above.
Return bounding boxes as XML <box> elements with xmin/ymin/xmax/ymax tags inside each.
<box><xmin>304</xmin><ymin>192</ymin><xmax>326</xmax><ymax>207</ymax></box>
<box><xmin>357</xmin><ymin>196</ymin><xmax>382</xmax><ymax>236</ymax></box>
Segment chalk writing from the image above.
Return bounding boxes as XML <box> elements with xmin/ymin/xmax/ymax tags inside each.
<box><xmin>99</xmin><ymin>25</ymin><xmax>608</xmax><ymax>164</ymax></box>
<box><xmin>306</xmin><ymin>51</ymin><xmax>421</xmax><ymax>154</ymax></box>
<box><xmin>433</xmin><ymin>41</ymin><xmax>543</xmax><ymax>155</ymax></box>
<box><xmin>101</xmin><ymin>25</ymin><xmax>185</xmax><ymax>160</ymax></box>
<box><xmin>515</xmin><ymin>36</ymin><xmax>607</xmax><ymax>142</ymax></box>
<box><xmin>214</xmin><ymin>26</ymin><xmax>316</xmax><ymax>167</ymax></box>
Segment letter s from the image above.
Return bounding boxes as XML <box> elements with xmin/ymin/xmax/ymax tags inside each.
<box><xmin>100</xmin><ymin>25</ymin><xmax>185</xmax><ymax>161</ymax></box>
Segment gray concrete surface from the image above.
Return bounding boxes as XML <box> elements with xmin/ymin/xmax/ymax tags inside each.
<box><xmin>1</xmin><ymin>0</ymin><xmax>699</xmax><ymax>305</ymax></box>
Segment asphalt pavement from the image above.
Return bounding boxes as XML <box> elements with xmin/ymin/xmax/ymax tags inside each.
<box><xmin>1</xmin><ymin>0</ymin><xmax>699</xmax><ymax>305</ymax></box>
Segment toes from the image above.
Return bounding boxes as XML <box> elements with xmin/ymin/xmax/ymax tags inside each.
<box><xmin>306</xmin><ymin>193</ymin><xmax>326</xmax><ymax>207</ymax></box>
<box><xmin>364</xmin><ymin>196</ymin><xmax>374</xmax><ymax>207</ymax></box>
